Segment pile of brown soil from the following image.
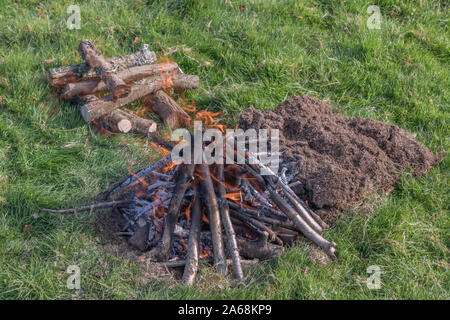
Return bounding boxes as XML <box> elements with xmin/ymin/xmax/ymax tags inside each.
<box><xmin>238</xmin><ymin>96</ymin><xmax>437</xmax><ymax>224</ymax></box>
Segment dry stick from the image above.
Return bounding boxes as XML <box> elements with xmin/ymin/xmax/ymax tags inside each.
<box><xmin>60</xmin><ymin>62</ymin><xmax>179</xmax><ymax>100</ymax></box>
<box><xmin>78</xmin><ymin>40</ymin><xmax>130</xmax><ymax>100</ymax></box>
<box><xmin>180</xmin><ymin>196</ymin><xmax>200</xmax><ymax>282</ymax></box>
<box><xmin>150</xmin><ymin>90</ymin><xmax>191</xmax><ymax>129</ymax></box>
<box><xmin>46</xmin><ymin>44</ymin><xmax>157</xmax><ymax>87</ymax></box>
<box><xmin>161</xmin><ymin>258</ymin><xmax>259</xmax><ymax>268</ymax></box>
<box><xmin>243</xmin><ymin>159</ymin><xmax>324</xmax><ymax>234</ymax></box>
<box><xmin>35</xmin><ymin>200</ymin><xmax>131</xmax><ymax>218</ymax></box>
<box><xmin>240</xmin><ymin>152</ymin><xmax>336</xmax><ymax>257</ymax></box>
<box><xmin>80</xmin><ymin>74</ymin><xmax>199</xmax><ymax>122</ymax></box>
<box><xmin>227</xmin><ymin>201</ymin><xmax>297</xmax><ymax>232</ymax></box>
<box><xmin>230</xmin><ymin>208</ymin><xmax>283</xmax><ymax>246</ymax></box>
<box><xmin>182</xmin><ymin>186</ymin><xmax>202</xmax><ymax>285</ymax></box>
<box><xmin>151</xmin><ymin>164</ymin><xmax>195</xmax><ymax>261</ymax></box>
<box><xmin>282</xmin><ymin>190</ymin><xmax>323</xmax><ymax>234</ymax></box>
<box><xmin>217</xmin><ymin>164</ymin><xmax>244</xmax><ymax>282</ymax></box>
<box><xmin>241</xmin><ymin>178</ymin><xmax>272</xmax><ymax>207</ymax></box>
<box><xmin>267</xmin><ymin>185</ymin><xmax>336</xmax><ymax>259</ymax></box>
<box><xmin>94</xmin><ymin>154</ymin><xmax>172</xmax><ymax>201</ymax></box>
<box><xmin>198</xmin><ymin>164</ymin><xmax>227</xmax><ymax>275</ymax></box>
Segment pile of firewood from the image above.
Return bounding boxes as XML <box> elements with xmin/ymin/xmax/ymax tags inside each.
<box><xmin>41</xmin><ymin>40</ymin><xmax>337</xmax><ymax>285</ymax></box>
<box><xmin>88</xmin><ymin>141</ymin><xmax>337</xmax><ymax>285</ymax></box>
<box><xmin>46</xmin><ymin>40</ymin><xmax>199</xmax><ymax>141</ymax></box>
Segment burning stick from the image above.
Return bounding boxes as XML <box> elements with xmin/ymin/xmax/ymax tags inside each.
<box><xmin>151</xmin><ymin>163</ymin><xmax>195</xmax><ymax>261</ymax></box>
<box><xmin>94</xmin><ymin>154</ymin><xmax>172</xmax><ymax>201</ymax></box>
<box><xmin>80</xmin><ymin>74</ymin><xmax>199</xmax><ymax>122</ymax></box>
<box><xmin>198</xmin><ymin>164</ymin><xmax>227</xmax><ymax>275</ymax></box>
<box><xmin>217</xmin><ymin>164</ymin><xmax>244</xmax><ymax>282</ymax></box>
<box><xmin>182</xmin><ymin>187</ymin><xmax>202</xmax><ymax>285</ymax></box>
<box><xmin>60</xmin><ymin>62</ymin><xmax>179</xmax><ymax>100</ymax></box>
<box><xmin>78</xmin><ymin>40</ymin><xmax>130</xmax><ymax>100</ymax></box>
<box><xmin>46</xmin><ymin>44</ymin><xmax>156</xmax><ymax>88</ymax></box>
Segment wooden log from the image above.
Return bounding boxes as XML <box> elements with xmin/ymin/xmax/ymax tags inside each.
<box><xmin>182</xmin><ymin>187</ymin><xmax>202</xmax><ymax>285</ymax></box>
<box><xmin>60</xmin><ymin>62</ymin><xmax>179</xmax><ymax>100</ymax></box>
<box><xmin>149</xmin><ymin>90</ymin><xmax>191</xmax><ymax>129</ymax></box>
<box><xmin>46</xmin><ymin>44</ymin><xmax>156</xmax><ymax>87</ymax></box>
<box><xmin>217</xmin><ymin>164</ymin><xmax>244</xmax><ymax>282</ymax></box>
<box><xmin>78</xmin><ymin>40</ymin><xmax>130</xmax><ymax>100</ymax></box>
<box><xmin>198</xmin><ymin>164</ymin><xmax>227</xmax><ymax>275</ymax></box>
<box><xmin>80</xmin><ymin>74</ymin><xmax>198</xmax><ymax>122</ymax></box>
<box><xmin>99</xmin><ymin>108</ymin><xmax>157</xmax><ymax>135</ymax></box>
<box><xmin>151</xmin><ymin>164</ymin><xmax>195</xmax><ymax>261</ymax></box>
<box><xmin>236</xmin><ymin>233</ymin><xmax>284</xmax><ymax>260</ymax></box>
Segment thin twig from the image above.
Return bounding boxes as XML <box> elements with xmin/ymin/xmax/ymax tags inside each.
<box><xmin>34</xmin><ymin>200</ymin><xmax>131</xmax><ymax>218</ymax></box>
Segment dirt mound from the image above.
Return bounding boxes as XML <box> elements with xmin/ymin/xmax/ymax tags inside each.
<box><xmin>238</xmin><ymin>96</ymin><xmax>437</xmax><ymax>224</ymax></box>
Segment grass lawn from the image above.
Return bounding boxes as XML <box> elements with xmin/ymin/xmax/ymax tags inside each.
<box><xmin>0</xmin><ymin>0</ymin><xmax>448</xmax><ymax>299</ymax></box>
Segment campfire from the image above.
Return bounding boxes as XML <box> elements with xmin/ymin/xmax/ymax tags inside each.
<box><xmin>41</xmin><ymin>40</ymin><xmax>337</xmax><ymax>286</ymax></box>
<box><xmin>89</xmin><ymin>139</ymin><xmax>336</xmax><ymax>285</ymax></box>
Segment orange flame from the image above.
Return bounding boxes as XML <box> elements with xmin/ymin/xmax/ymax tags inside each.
<box><xmin>202</xmin><ymin>208</ymin><xmax>209</xmax><ymax>224</ymax></box>
<box><xmin>161</xmin><ymin>161</ymin><xmax>176</xmax><ymax>173</ymax></box>
<box><xmin>223</xmin><ymin>192</ymin><xmax>242</xmax><ymax>201</ymax></box>
<box><xmin>127</xmin><ymin>167</ymin><xmax>149</xmax><ymax>188</ymax></box>
<box><xmin>151</xmin><ymin>142</ymin><xmax>171</xmax><ymax>156</ymax></box>
<box><xmin>179</xmin><ymin>235</ymin><xmax>188</xmax><ymax>251</ymax></box>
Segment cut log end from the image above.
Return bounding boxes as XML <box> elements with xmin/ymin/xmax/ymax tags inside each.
<box><xmin>117</xmin><ymin>119</ymin><xmax>132</xmax><ymax>133</ymax></box>
<box><xmin>80</xmin><ymin>105</ymin><xmax>91</xmax><ymax>122</ymax></box>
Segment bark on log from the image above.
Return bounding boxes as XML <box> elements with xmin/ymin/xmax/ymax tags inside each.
<box><xmin>46</xmin><ymin>44</ymin><xmax>156</xmax><ymax>87</ymax></box>
<box><xmin>149</xmin><ymin>90</ymin><xmax>191</xmax><ymax>129</ymax></box>
<box><xmin>99</xmin><ymin>108</ymin><xmax>157</xmax><ymax>135</ymax></box>
<box><xmin>182</xmin><ymin>187</ymin><xmax>202</xmax><ymax>285</ymax></box>
<box><xmin>217</xmin><ymin>164</ymin><xmax>244</xmax><ymax>282</ymax></box>
<box><xmin>236</xmin><ymin>233</ymin><xmax>284</xmax><ymax>260</ymax></box>
<box><xmin>198</xmin><ymin>164</ymin><xmax>227</xmax><ymax>275</ymax></box>
<box><xmin>80</xmin><ymin>74</ymin><xmax>198</xmax><ymax>122</ymax></box>
<box><xmin>78</xmin><ymin>40</ymin><xmax>130</xmax><ymax>100</ymax></box>
<box><xmin>151</xmin><ymin>164</ymin><xmax>195</xmax><ymax>261</ymax></box>
<box><xmin>60</xmin><ymin>62</ymin><xmax>179</xmax><ymax>100</ymax></box>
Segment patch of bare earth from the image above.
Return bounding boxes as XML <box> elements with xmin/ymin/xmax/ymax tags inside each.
<box><xmin>238</xmin><ymin>95</ymin><xmax>437</xmax><ymax>225</ymax></box>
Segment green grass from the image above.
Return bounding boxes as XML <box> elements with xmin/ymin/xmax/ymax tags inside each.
<box><xmin>0</xmin><ymin>0</ymin><xmax>448</xmax><ymax>299</ymax></box>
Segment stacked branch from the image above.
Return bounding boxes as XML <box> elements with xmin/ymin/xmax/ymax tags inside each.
<box><xmin>85</xmin><ymin>143</ymin><xmax>336</xmax><ymax>285</ymax></box>
<box><xmin>46</xmin><ymin>40</ymin><xmax>199</xmax><ymax>147</ymax></box>
<box><xmin>39</xmin><ymin>143</ymin><xmax>336</xmax><ymax>285</ymax></box>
